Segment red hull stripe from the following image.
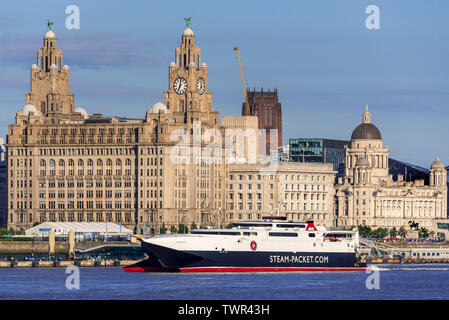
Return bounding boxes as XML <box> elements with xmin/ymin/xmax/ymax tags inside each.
<box><xmin>123</xmin><ymin>266</ymin><xmax>178</xmax><ymax>273</ymax></box>
<box><xmin>178</xmin><ymin>267</ymin><xmax>367</xmax><ymax>273</ymax></box>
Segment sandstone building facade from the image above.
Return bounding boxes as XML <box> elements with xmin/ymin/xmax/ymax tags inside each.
<box><xmin>7</xmin><ymin>26</ymin><xmax>337</xmax><ymax>233</ymax></box>
<box><xmin>7</xmin><ymin>28</ymin><xmax>255</xmax><ymax>233</ymax></box>
<box><xmin>226</xmin><ymin>162</ymin><xmax>336</xmax><ymax>227</ymax></box>
<box><xmin>334</xmin><ymin>107</ymin><xmax>448</xmax><ymax>231</ymax></box>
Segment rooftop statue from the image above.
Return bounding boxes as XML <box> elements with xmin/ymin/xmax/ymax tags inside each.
<box><xmin>184</xmin><ymin>17</ymin><xmax>191</xmax><ymax>28</ymax></box>
<box><xmin>47</xmin><ymin>19</ymin><xmax>54</xmax><ymax>30</ymax></box>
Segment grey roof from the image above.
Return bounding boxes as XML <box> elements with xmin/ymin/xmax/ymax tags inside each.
<box><xmin>25</xmin><ymin>222</ymin><xmax>132</xmax><ymax>235</ymax></box>
<box><xmin>351</xmin><ymin>123</ymin><xmax>382</xmax><ymax>140</ymax></box>
<box><xmin>431</xmin><ymin>157</ymin><xmax>445</xmax><ymax>169</ymax></box>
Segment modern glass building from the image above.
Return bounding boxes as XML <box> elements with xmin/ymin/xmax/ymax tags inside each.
<box><xmin>289</xmin><ymin>138</ymin><xmax>350</xmax><ymax>171</ymax></box>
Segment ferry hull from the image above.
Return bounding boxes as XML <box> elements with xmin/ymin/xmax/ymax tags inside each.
<box><xmin>134</xmin><ymin>241</ymin><xmax>366</xmax><ymax>272</ymax></box>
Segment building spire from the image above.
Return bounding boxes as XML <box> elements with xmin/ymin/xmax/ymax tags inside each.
<box><xmin>363</xmin><ymin>105</ymin><xmax>371</xmax><ymax>124</ymax></box>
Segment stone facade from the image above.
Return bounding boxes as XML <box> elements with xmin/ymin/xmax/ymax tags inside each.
<box><xmin>335</xmin><ymin>108</ymin><xmax>448</xmax><ymax>231</ymax></box>
<box><xmin>6</xmin><ymin>27</ymin><xmax>256</xmax><ymax>233</ymax></box>
<box><xmin>227</xmin><ymin>162</ymin><xmax>336</xmax><ymax>228</ymax></box>
<box><xmin>0</xmin><ymin>139</ymin><xmax>7</xmax><ymax>228</ymax></box>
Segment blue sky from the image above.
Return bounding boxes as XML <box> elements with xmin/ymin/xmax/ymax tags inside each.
<box><xmin>0</xmin><ymin>0</ymin><xmax>448</xmax><ymax>167</ymax></box>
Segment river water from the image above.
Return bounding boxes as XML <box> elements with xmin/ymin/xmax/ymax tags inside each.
<box><xmin>1</xmin><ymin>264</ymin><xmax>448</xmax><ymax>300</ymax></box>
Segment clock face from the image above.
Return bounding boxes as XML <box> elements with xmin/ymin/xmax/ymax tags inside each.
<box><xmin>197</xmin><ymin>78</ymin><xmax>205</xmax><ymax>95</ymax></box>
<box><xmin>173</xmin><ymin>77</ymin><xmax>188</xmax><ymax>94</ymax></box>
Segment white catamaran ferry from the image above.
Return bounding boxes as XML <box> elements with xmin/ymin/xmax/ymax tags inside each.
<box><xmin>125</xmin><ymin>216</ymin><xmax>366</xmax><ymax>273</ymax></box>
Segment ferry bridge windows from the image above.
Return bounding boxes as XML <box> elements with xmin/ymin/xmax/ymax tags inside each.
<box><xmin>268</xmin><ymin>232</ymin><xmax>298</xmax><ymax>237</ymax></box>
<box><xmin>277</xmin><ymin>224</ymin><xmax>305</xmax><ymax>229</ymax></box>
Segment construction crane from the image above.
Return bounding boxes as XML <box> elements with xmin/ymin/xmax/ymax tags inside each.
<box><xmin>233</xmin><ymin>46</ymin><xmax>252</xmax><ymax>116</ymax></box>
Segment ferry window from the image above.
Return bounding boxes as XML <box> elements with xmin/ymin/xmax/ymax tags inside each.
<box><xmin>233</xmin><ymin>223</ymin><xmax>272</xmax><ymax>228</ymax></box>
<box><xmin>325</xmin><ymin>233</ymin><xmax>351</xmax><ymax>238</ymax></box>
<box><xmin>308</xmin><ymin>233</ymin><xmax>316</xmax><ymax>238</ymax></box>
<box><xmin>191</xmin><ymin>231</ymin><xmax>241</xmax><ymax>236</ymax></box>
<box><xmin>268</xmin><ymin>232</ymin><xmax>298</xmax><ymax>237</ymax></box>
<box><xmin>243</xmin><ymin>232</ymin><xmax>258</xmax><ymax>236</ymax></box>
<box><xmin>277</xmin><ymin>224</ymin><xmax>305</xmax><ymax>228</ymax></box>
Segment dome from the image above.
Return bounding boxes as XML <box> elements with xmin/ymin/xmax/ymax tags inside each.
<box><xmin>31</xmin><ymin>64</ymin><xmax>38</xmax><ymax>69</ymax></box>
<box><xmin>74</xmin><ymin>107</ymin><xmax>89</xmax><ymax>119</ymax></box>
<box><xmin>351</xmin><ymin>123</ymin><xmax>382</xmax><ymax>140</ymax></box>
<box><xmin>63</xmin><ymin>65</ymin><xmax>70</xmax><ymax>70</ymax></box>
<box><xmin>201</xmin><ymin>62</ymin><xmax>207</xmax><ymax>68</ymax></box>
<box><xmin>183</xmin><ymin>28</ymin><xmax>194</xmax><ymax>36</ymax></box>
<box><xmin>355</xmin><ymin>157</ymin><xmax>371</xmax><ymax>167</ymax></box>
<box><xmin>45</xmin><ymin>30</ymin><xmax>56</xmax><ymax>38</ymax></box>
<box><xmin>169</xmin><ymin>62</ymin><xmax>176</xmax><ymax>68</ymax></box>
<box><xmin>50</xmin><ymin>64</ymin><xmax>57</xmax><ymax>69</ymax></box>
<box><xmin>150</xmin><ymin>101</ymin><xmax>168</xmax><ymax>114</ymax></box>
<box><xmin>351</xmin><ymin>106</ymin><xmax>382</xmax><ymax>140</ymax></box>
<box><xmin>21</xmin><ymin>104</ymin><xmax>40</xmax><ymax>116</ymax></box>
<box><xmin>431</xmin><ymin>157</ymin><xmax>445</xmax><ymax>169</ymax></box>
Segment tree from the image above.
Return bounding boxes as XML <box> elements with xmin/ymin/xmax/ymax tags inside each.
<box><xmin>224</xmin><ymin>223</ymin><xmax>233</xmax><ymax>229</ymax></box>
<box><xmin>390</xmin><ymin>227</ymin><xmax>397</xmax><ymax>237</ymax></box>
<box><xmin>358</xmin><ymin>225</ymin><xmax>372</xmax><ymax>237</ymax></box>
<box><xmin>419</xmin><ymin>227</ymin><xmax>430</xmax><ymax>239</ymax></box>
<box><xmin>398</xmin><ymin>226</ymin><xmax>407</xmax><ymax>238</ymax></box>
<box><xmin>178</xmin><ymin>224</ymin><xmax>188</xmax><ymax>234</ymax></box>
<box><xmin>372</xmin><ymin>228</ymin><xmax>388</xmax><ymax>239</ymax></box>
<box><xmin>160</xmin><ymin>224</ymin><xmax>167</xmax><ymax>235</ymax></box>
<box><xmin>170</xmin><ymin>225</ymin><xmax>178</xmax><ymax>234</ymax></box>
<box><xmin>190</xmin><ymin>223</ymin><xmax>197</xmax><ymax>230</ymax></box>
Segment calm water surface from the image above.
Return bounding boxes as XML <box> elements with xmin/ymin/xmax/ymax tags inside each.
<box><xmin>1</xmin><ymin>264</ymin><xmax>449</xmax><ymax>300</ymax></box>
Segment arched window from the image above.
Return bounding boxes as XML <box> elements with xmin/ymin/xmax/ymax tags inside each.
<box><xmin>97</xmin><ymin>159</ymin><xmax>103</xmax><ymax>166</ymax></box>
<box><xmin>40</xmin><ymin>159</ymin><xmax>46</xmax><ymax>167</ymax></box>
<box><xmin>59</xmin><ymin>160</ymin><xmax>65</xmax><ymax>167</ymax></box>
<box><xmin>116</xmin><ymin>159</ymin><xmax>122</xmax><ymax>166</ymax></box>
<box><xmin>49</xmin><ymin>160</ymin><xmax>55</xmax><ymax>167</ymax></box>
<box><xmin>106</xmin><ymin>159</ymin><xmax>112</xmax><ymax>166</ymax></box>
<box><xmin>78</xmin><ymin>159</ymin><xmax>84</xmax><ymax>167</ymax></box>
<box><xmin>125</xmin><ymin>159</ymin><xmax>131</xmax><ymax>166</ymax></box>
<box><xmin>87</xmin><ymin>159</ymin><xmax>93</xmax><ymax>166</ymax></box>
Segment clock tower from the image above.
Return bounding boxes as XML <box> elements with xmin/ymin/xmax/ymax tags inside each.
<box><xmin>163</xmin><ymin>26</ymin><xmax>215</xmax><ymax>124</ymax></box>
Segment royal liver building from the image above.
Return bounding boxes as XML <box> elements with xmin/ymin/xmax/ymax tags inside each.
<box><xmin>6</xmin><ymin>26</ymin><xmax>262</xmax><ymax>233</ymax></box>
<box><xmin>334</xmin><ymin>107</ymin><xmax>448</xmax><ymax>231</ymax></box>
